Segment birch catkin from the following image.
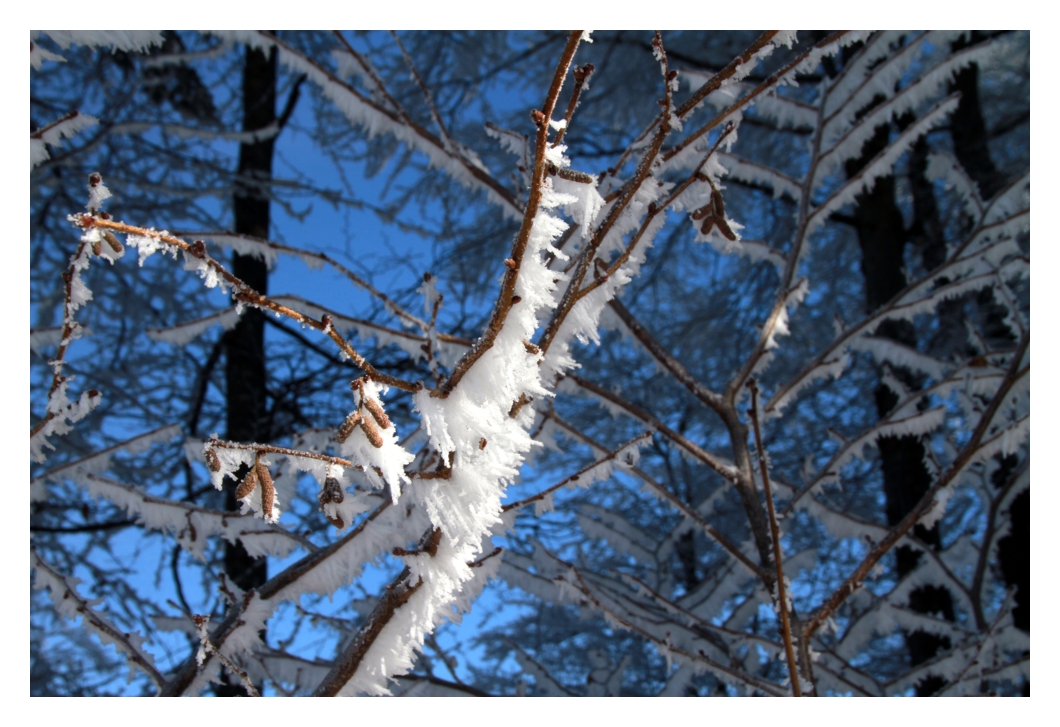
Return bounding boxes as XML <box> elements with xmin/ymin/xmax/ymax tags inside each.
<box><xmin>359</xmin><ymin>412</ymin><xmax>384</xmax><ymax>448</ymax></box>
<box><xmin>336</xmin><ymin>411</ymin><xmax>362</xmax><ymax>443</ymax></box>
<box><xmin>256</xmin><ymin>461</ymin><xmax>275</xmax><ymax>517</ymax></box>
<box><xmin>234</xmin><ymin>466</ymin><xmax>258</xmax><ymax>499</ymax></box>
<box><xmin>364</xmin><ymin>397</ymin><xmax>391</xmax><ymax>430</ymax></box>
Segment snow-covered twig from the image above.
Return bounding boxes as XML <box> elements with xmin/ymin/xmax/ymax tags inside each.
<box><xmin>31</xmin><ymin>544</ymin><xmax>167</xmax><ymax>691</ymax></box>
<box><xmin>802</xmin><ymin>334</ymin><xmax>1029</xmax><ymax>638</ymax></box>
<box><xmin>71</xmin><ymin>216</ymin><xmax>422</xmax><ymax>393</ymax></box>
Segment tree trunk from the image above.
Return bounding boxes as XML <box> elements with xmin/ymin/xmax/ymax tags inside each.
<box><xmin>217</xmin><ymin>40</ymin><xmax>277</xmax><ymax>697</ymax></box>
<box><xmin>947</xmin><ymin>35</ymin><xmax>1028</xmax><ymax>695</ymax></box>
<box><xmin>845</xmin><ymin>106</ymin><xmax>955</xmax><ymax>697</ymax></box>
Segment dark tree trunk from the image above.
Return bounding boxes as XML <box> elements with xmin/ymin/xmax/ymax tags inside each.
<box><xmin>216</xmin><ymin>41</ymin><xmax>278</xmax><ymax>697</ymax></box>
<box><xmin>947</xmin><ymin>34</ymin><xmax>1028</xmax><ymax>694</ymax></box>
<box><xmin>844</xmin><ymin>103</ymin><xmax>955</xmax><ymax>697</ymax></box>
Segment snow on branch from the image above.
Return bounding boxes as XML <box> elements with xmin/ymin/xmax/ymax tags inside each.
<box><xmin>31</xmin><ymin>424</ymin><xmax>182</xmax><ymax>502</ymax></box>
<box><xmin>808</xmin><ymin>95</ymin><xmax>962</xmax><ymax>238</ymax></box>
<box><xmin>31</xmin><ymin>545</ymin><xmax>167</xmax><ymax>691</ymax></box>
<box><xmin>31</xmin><ymin>111</ymin><xmax>98</xmax><ymax>168</ymax></box>
<box><xmin>82</xmin><ymin>475</ymin><xmax>309</xmax><ymax>560</ymax></box>
<box><xmin>213</xmin><ymin>31</ymin><xmax>523</xmax><ymax>219</ymax></box>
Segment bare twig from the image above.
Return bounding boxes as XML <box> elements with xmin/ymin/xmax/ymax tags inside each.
<box><xmin>502</xmin><ymin>431</ymin><xmax>653</xmax><ymax>512</ymax></box>
<box><xmin>748</xmin><ymin>379</ymin><xmax>801</xmax><ymax>696</ymax></box>
<box><xmin>390</xmin><ymin>31</ymin><xmax>454</xmax><ymax>151</ymax></box>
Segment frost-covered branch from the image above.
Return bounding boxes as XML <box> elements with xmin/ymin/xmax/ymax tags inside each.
<box><xmin>167</xmin><ymin>230</ymin><xmax>430</xmax><ymax>331</ymax></box>
<box><xmin>72</xmin><ymin>216</ymin><xmax>422</xmax><ymax>393</ymax></box>
<box><xmin>434</xmin><ymin>30</ymin><xmax>584</xmax><ymax>398</ymax></box>
<box><xmin>802</xmin><ymin>334</ymin><xmax>1029</xmax><ymax>638</ymax></box>
<box><xmin>31</xmin><ymin>544</ymin><xmax>167</xmax><ymax>691</ymax></box>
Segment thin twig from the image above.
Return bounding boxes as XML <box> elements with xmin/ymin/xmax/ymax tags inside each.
<box><xmin>544</xmin><ymin>410</ymin><xmax>768</xmax><ymax>581</ymax></box>
<box><xmin>75</xmin><ymin>217</ymin><xmax>422</xmax><ymax>393</ymax></box>
<box><xmin>32</xmin><ymin>545</ymin><xmax>168</xmax><ymax>691</ymax></box>
<box><xmin>552</xmin><ymin>63</ymin><xmax>594</xmax><ymax>147</ymax></box>
<box><xmin>502</xmin><ymin>431</ymin><xmax>653</xmax><ymax>512</ymax></box>
<box><xmin>663</xmin><ymin>32</ymin><xmax>851</xmax><ymax>163</ymax></box>
<box><xmin>31</xmin><ymin>233</ymin><xmax>96</xmax><ymax>439</ymax></box>
<box><xmin>390</xmin><ymin>31</ymin><xmax>454</xmax><ymax>151</ymax></box>
<box><xmin>748</xmin><ymin>378</ymin><xmax>801</xmax><ymax>696</ymax></box>
<box><xmin>564</xmin><ymin>373</ymin><xmax>740</xmax><ymax>481</ymax></box>
<box><xmin>160</xmin><ymin>498</ymin><xmax>392</xmax><ymax>696</ymax></box>
<box><xmin>193</xmin><ymin>615</ymin><xmax>260</xmax><ymax>696</ymax></box>
<box><xmin>802</xmin><ymin>335</ymin><xmax>1029</xmax><ymax>637</ymax></box>
<box><xmin>169</xmin><ymin>230</ymin><xmax>429</xmax><ymax>331</ymax></box>
<box><xmin>542</xmin><ymin>552</ymin><xmax>787</xmax><ymax>697</ymax></box>
<box><xmin>573</xmin><ymin>125</ymin><xmax>735</xmax><ymax>304</ymax></box>
<box><xmin>538</xmin><ymin>32</ymin><xmax>676</xmax><ymax>358</ymax></box>
<box><xmin>206</xmin><ymin>437</ymin><xmax>353</xmax><ymax>469</ymax></box>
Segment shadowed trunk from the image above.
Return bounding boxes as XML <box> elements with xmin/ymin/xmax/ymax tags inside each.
<box><xmin>948</xmin><ymin>33</ymin><xmax>1027</xmax><ymax>695</ymax></box>
<box><xmin>844</xmin><ymin>99</ymin><xmax>955</xmax><ymax>697</ymax></box>
<box><xmin>217</xmin><ymin>40</ymin><xmax>277</xmax><ymax>697</ymax></box>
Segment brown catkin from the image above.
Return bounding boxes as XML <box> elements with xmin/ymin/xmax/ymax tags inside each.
<box><xmin>711</xmin><ymin>186</ymin><xmax>726</xmax><ymax>217</ymax></box>
<box><xmin>336</xmin><ymin>411</ymin><xmax>362</xmax><ymax>443</ymax></box>
<box><xmin>204</xmin><ymin>448</ymin><xmax>221</xmax><ymax>473</ymax></box>
<box><xmin>91</xmin><ymin>239</ymin><xmax>102</xmax><ymax>256</ymax></box>
<box><xmin>102</xmin><ymin>231</ymin><xmax>123</xmax><ymax>253</ymax></box>
<box><xmin>257</xmin><ymin>461</ymin><xmax>275</xmax><ymax>517</ymax></box>
<box><xmin>717</xmin><ymin>217</ymin><xmax>737</xmax><ymax>242</ymax></box>
<box><xmin>359</xmin><ymin>413</ymin><xmax>384</xmax><ymax>448</ymax></box>
<box><xmin>235</xmin><ymin>467</ymin><xmax>258</xmax><ymax>499</ymax></box>
<box><xmin>364</xmin><ymin>397</ymin><xmax>391</xmax><ymax>429</ymax></box>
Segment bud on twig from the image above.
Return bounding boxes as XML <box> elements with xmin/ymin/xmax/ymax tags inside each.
<box><xmin>319</xmin><ymin>476</ymin><xmax>346</xmax><ymax>525</ymax></box>
<box><xmin>319</xmin><ymin>477</ymin><xmax>345</xmax><ymax>506</ymax></box>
